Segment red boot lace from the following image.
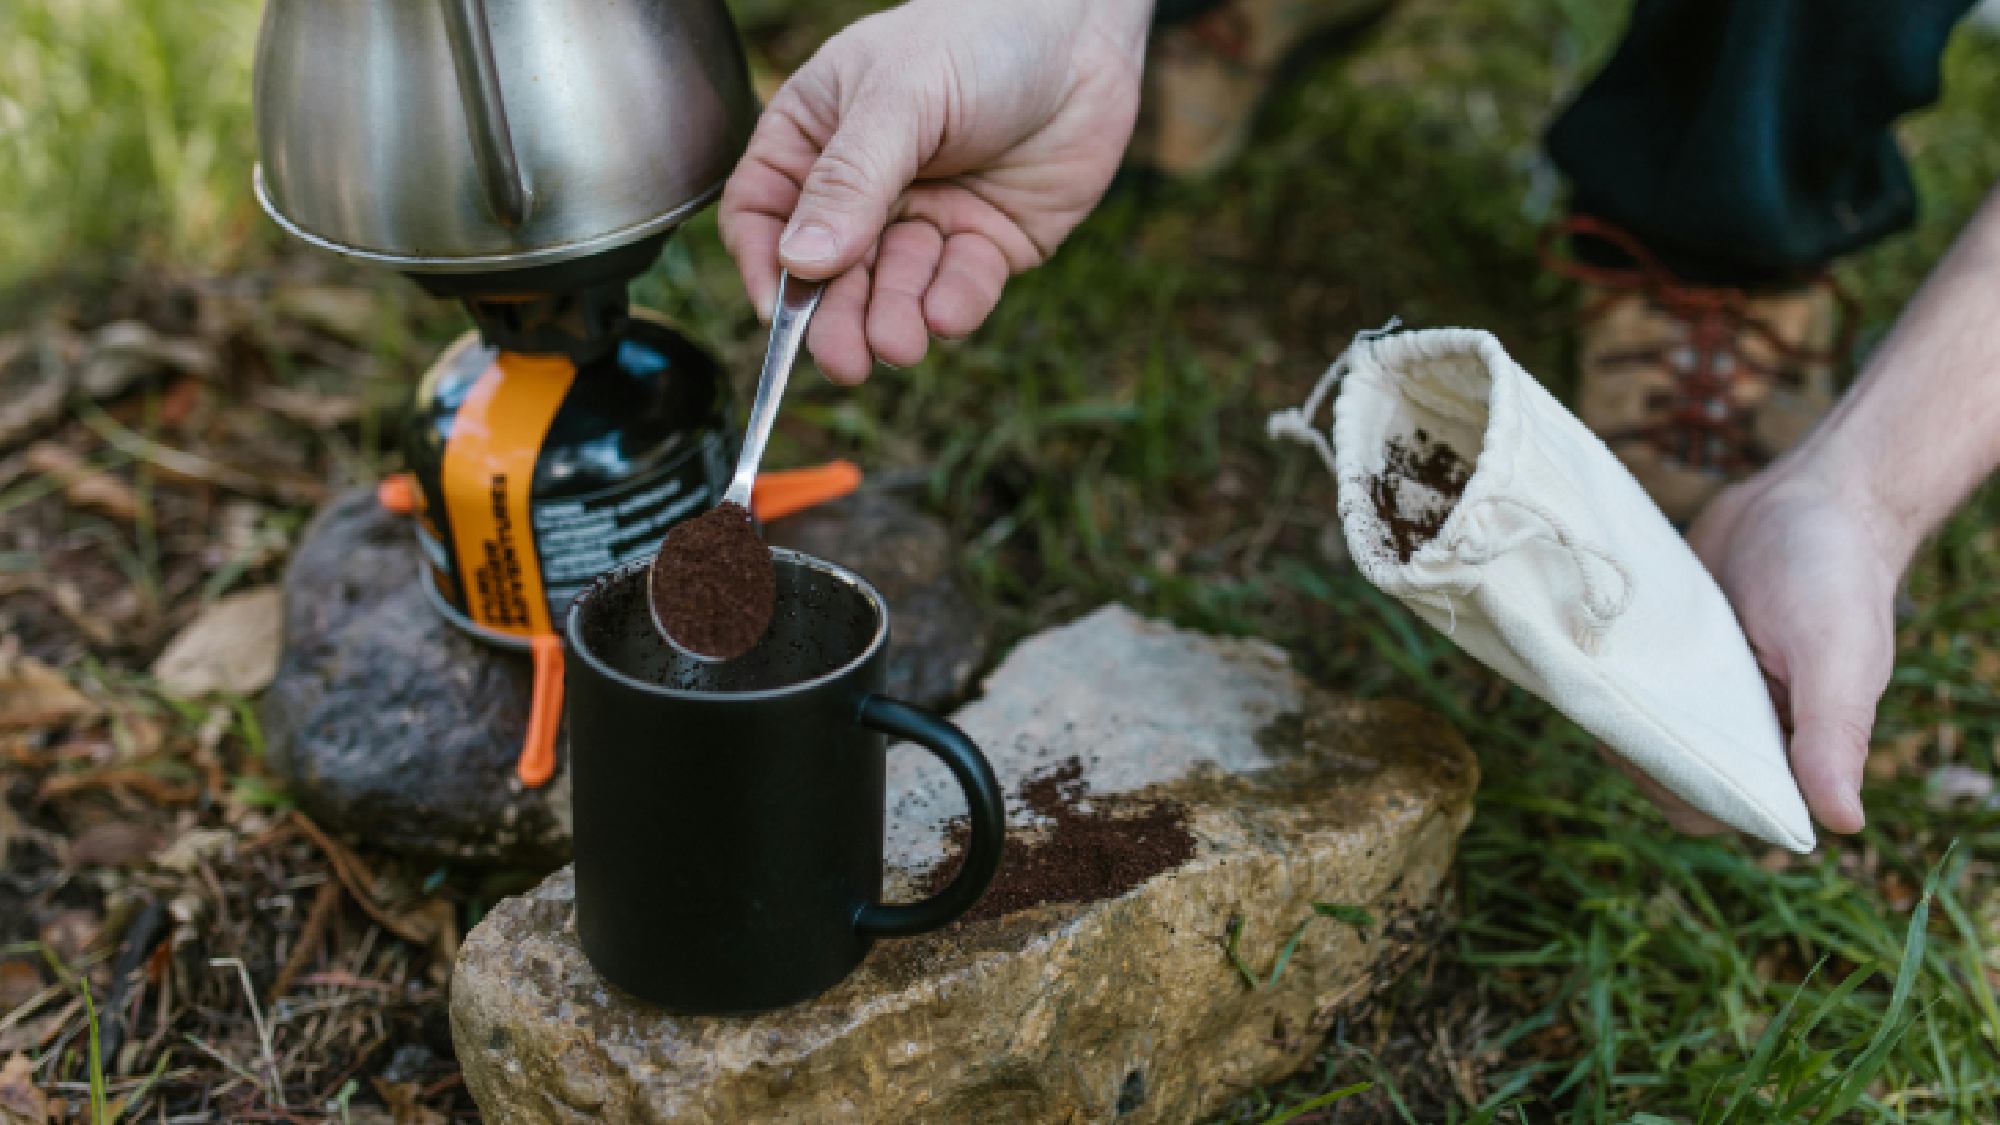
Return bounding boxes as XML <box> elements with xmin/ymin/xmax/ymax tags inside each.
<box><xmin>1539</xmin><ymin>215</ymin><xmax>1854</xmax><ymax>474</ymax></box>
<box><xmin>1185</xmin><ymin>6</ymin><xmax>1253</xmax><ymax>61</ymax></box>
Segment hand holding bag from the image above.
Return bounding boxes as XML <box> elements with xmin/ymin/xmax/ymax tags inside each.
<box><xmin>1269</xmin><ymin>327</ymin><xmax>1815</xmax><ymax>852</ymax></box>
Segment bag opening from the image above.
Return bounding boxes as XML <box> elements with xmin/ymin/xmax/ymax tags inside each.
<box><xmin>1339</xmin><ymin>331</ymin><xmax>1502</xmax><ymax>571</ymax></box>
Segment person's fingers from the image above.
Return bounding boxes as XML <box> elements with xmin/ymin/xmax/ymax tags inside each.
<box><xmin>924</xmin><ymin>233</ymin><xmax>1011</xmax><ymax>340</ymax></box>
<box><xmin>1778</xmin><ymin>640</ymin><xmax>1887</xmax><ymax>835</ymax></box>
<box><xmin>779</xmin><ymin>82</ymin><xmax>927</xmax><ymax>284</ymax></box>
<box><xmin>720</xmin><ymin>107</ymin><xmax>825</xmax><ymax>323</ymax></box>
<box><xmin>1594</xmin><ymin>744</ymin><xmax>1730</xmax><ymax>836</ymax></box>
<box><xmin>866</xmin><ymin>220</ymin><xmax>944</xmax><ymax>368</ymax></box>
<box><xmin>807</xmin><ymin>261</ymin><xmax>876</xmax><ymax>385</ymax></box>
<box><xmin>723</xmin><ymin>212</ymin><xmax>786</xmax><ymax>324</ymax></box>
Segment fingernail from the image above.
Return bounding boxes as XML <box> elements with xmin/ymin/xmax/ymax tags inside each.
<box><xmin>1827</xmin><ymin>760</ymin><xmax>1866</xmax><ymax>828</ymax></box>
<box><xmin>1841</xmin><ymin>784</ymin><xmax>1867</xmax><ymax>827</ymax></box>
<box><xmin>780</xmin><ymin>222</ymin><xmax>838</xmax><ymax>266</ymax></box>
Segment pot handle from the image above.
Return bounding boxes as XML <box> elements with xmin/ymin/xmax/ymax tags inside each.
<box><xmin>852</xmin><ymin>696</ymin><xmax>1004</xmax><ymax>937</ymax></box>
<box><xmin>440</xmin><ymin>0</ymin><xmax>533</xmax><ymax>228</ymax></box>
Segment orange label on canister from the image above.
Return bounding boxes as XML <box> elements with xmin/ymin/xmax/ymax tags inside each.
<box><xmin>439</xmin><ymin>352</ymin><xmax>577</xmax><ymax>636</ymax></box>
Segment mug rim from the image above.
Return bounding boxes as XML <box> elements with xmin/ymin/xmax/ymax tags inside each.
<box><xmin>565</xmin><ymin>547</ymin><xmax>891</xmax><ymax>703</ymax></box>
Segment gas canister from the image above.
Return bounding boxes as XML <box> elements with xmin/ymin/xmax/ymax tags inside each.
<box><xmin>405</xmin><ymin>307</ymin><xmax>735</xmax><ymax>643</ymax></box>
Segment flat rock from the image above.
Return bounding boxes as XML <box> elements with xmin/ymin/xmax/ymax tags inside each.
<box><xmin>262</xmin><ymin>487</ymin><xmax>987</xmax><ymax>867</ymax></box>
<box><xmin>451</xmin><ymin>606</ymin><xmax>1478</xmax><ymax>1123</ymax></box>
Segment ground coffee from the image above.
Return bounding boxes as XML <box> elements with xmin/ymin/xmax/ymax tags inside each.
<box><xmin>647</xmin><ymin>502</ymin><xmax>776</xmax><ymax>661</ymax></box>
<box><xmin>928</xmin><ymin>758</ymin><xmax>1195</xmax><ymax>924</ymax></box>
<box><xmin>1368</xmin><ymin>429</ymin><xmax>1471</xmax><ymax>563</ymax></box>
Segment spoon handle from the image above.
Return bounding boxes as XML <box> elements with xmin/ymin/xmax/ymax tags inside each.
<box><xmin>724</xmin><ymin>272</ymin><xmax>825</xmax><ymax>510</ymax></box>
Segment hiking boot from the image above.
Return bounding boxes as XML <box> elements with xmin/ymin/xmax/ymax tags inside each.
<box><xmin>1546</xmin><ymin>216</ymin><xmax>1850</xmax><ymax>525</ymax></box>
<box><xmin>1130</xmin><ymin>0</ymin><xmax>1394</xmax><ymax>178</ymax></box>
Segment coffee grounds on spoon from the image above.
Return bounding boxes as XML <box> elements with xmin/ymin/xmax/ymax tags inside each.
<box><xmin>648</xmin><ymin>502</ymin><xmax>776</xmax><ymax>661</ymax></box>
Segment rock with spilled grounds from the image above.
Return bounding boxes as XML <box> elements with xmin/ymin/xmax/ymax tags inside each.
<box><xmin>450</xmin><ymin>606</ymin><xmax>1478</xmax><ymax>1123</ymax></box>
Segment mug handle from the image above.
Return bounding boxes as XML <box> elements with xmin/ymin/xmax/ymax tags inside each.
<box><xmin>852</xmin><ymin>695</ymin><xmax>1005</xmax><ymax>937</ymax></box>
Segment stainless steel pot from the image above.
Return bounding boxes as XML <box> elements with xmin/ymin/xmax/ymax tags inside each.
<box><xmin>252</xmin><ymin>0</ymin><xmax>756</xmax><ymax>274</ymax></box>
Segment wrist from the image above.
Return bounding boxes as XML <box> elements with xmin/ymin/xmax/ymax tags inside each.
<box><xmin>1775</xmin><ymin>420</ymin><xmax>1927</xmax><ymax>573</ymax></box>
<box><xmin>1770</xmin><ymin>187</ymin><xmax>2000</xmax><ymax>569</ymax></box>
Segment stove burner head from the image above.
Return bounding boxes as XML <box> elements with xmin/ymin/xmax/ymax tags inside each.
<box><xmin>409</xmin><ymin>234</ymin><xmax>673</xmax><ymax>363</ymax></box>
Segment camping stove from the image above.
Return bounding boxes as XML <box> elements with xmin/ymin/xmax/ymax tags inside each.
<box><xmin>250</xmin><ymin>0</ymin><xmax>856</xmax><ymax>787</ymax></box>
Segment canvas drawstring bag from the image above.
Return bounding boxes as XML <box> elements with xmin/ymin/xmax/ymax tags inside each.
<box><xmin>1268</xmin><ymin>327</ymin><xmax>1814</xmax><ymax>852</ymax></box>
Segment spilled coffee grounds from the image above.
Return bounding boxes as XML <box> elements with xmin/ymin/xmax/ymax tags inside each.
<box><xmin>647</xmin><ymin>502</ymin><xmax>775</xmax><ymax>661</ymax></box>
<box><xmin>1368</xmin><ymin>429</ymin><xmax>1471</xmax><ymax>563</ymax></box>
<box><xmin>928</xmin><ymin>757</ymin><xmax>1195</xmax><ymax>924</ymax></box>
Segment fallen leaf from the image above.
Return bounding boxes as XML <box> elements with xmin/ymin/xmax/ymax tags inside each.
<box><xmin>1757</xmin><ymin>847</ymin><xmax>1797</xmax><ymax>873</ymax></box>
<box><xmin>371</xmin><ymin>1077</ymin><xmax>448</xmax><ymax>1125</ymax></box>
<box><xmin>36</xmin><ymin>766</ymin><xmax>197</xmax><ymax>809</ymax></box>
<box><xmin>22</xmin><ymin>442</ymin><xmax>138</xmax><ymax>522</ymax></box>
<box><xmin>0</xmin><ymin>333</ymin><xmax>73</xmax><ymax>453</ymax></box>
<box><xmin>150</xmin><ymin>587</ymin><xmax>284</xmax><ymax>698</ymax></box>
<box><xmin>0</xmin><ymin>961</ymin><xmax>41</xmax><ymax>1013</ymax></box>
<box><xmin>108</xmin><ymin>711</ymin><xmax>166</xmax><ymax>759</ymax></box>
<box><xmin>1926</xmin><ymin>765</ymin><xmax>1996</xmax><ymax>810</ymax></box>
<box><xmin>208</xmin><ymin>500</ymin><xmax>291</xmax><ymax>574</ymax></box>
<box><xmin>1974</xmin><ymin>647</ymin><xmax>2000</xmax><ymax>688</ymax></box>
<box><xmin>253</xmin><ymin>385</ymin><xmax>362</xmax><ymax>430</ymax></box>
<box><xmin>0</xmin><ymin>639</ymin><xmax>97</xmax><ymax>731</ymax></box>
<box><xmin>273</xmin><ymin>286</ymin><xmax>382</xmax><ymax>344</ymax></box>
<box><xmin>37</xmin><ymin>910</ymin><xmax>99</xmax><ymax>967</ymax></box>
<box><xmin>0</xmin><ymin>1006</ymin><xmax>72</xmax><ymax>1056</ymax></box>
<box><xmin>42</xmin><ymin>581</ymin><xmax>116</xmax><ymax>648</ymax></box>
<box><xmin>153</xmin><ymin>828</ymin><xmax>234</xmax><ymax>875</ymax></box>
<box><xmin>147</xmin><ymin>376</ymin><xmax>206</xmax><ymax>433</ymax></box>
<box><xmin>0</xmin><ymin>1053</ymin><xmax>46</xmax><ymax>1125</ymax></box>
<box><xmin>77</xmin><ymin>321</ymin><xmax>215</xmax><ymax>400</ymax></box>
<box><xmin>67</xmin><ymin>820</ymin><xmax>161</xmax><ymax>869</ymax></box>
<box><xmin>1866</xmin><ymin>730</ymin><xmax>1929</xmax><ymax>783</ymax></box>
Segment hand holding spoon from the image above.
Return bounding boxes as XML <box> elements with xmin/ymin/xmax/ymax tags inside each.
<box><xmin>646</xmin><ymin>271</ymin><xmax>825</xmax><ymax>662</ymax></box>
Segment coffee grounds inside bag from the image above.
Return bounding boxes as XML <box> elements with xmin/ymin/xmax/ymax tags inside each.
<box><xmin>926</xmin><ymin>758</ymin><xmax>1194</xmax><ymax>924</ymax></box>
<box><xmin>648</xmin><ymin>502</ymin><xmax>776</xmax><ymax>661</ymax></box>
<box><xmin>1368</xmin><ymin>429</ymin><xmax>1471</xmax><ymax>563</ymax></box>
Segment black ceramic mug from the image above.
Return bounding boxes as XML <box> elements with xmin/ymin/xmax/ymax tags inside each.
<box><xmin>563</xmin><ymin>549</ymin><xmax>1004</xmax><ymax>1014</ymax></box>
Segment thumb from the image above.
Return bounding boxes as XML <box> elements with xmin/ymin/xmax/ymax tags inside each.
<box><xmin>1781</xmin><ymin>642</ymin><xmax>1886</xmax><ymax>835</ymax></box>
<box><xmin>779</xmin><ymin>88</ymin><xmax>923</xmax><ymax>282</ymax></box>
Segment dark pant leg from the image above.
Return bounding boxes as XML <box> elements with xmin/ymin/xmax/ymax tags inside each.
<box><xmin>1154</xmin><ymin>0</ymin><xmax>1228</xmax><ymax>27</ymax></box>
<box><xmin>1546</xmin><ymin>0</ymin><xmax>1975</xmax><ymax>286</ymax></box>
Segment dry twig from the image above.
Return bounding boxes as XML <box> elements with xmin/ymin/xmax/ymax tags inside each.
<box><xmin>268</xmin><ymin>880</ymin><xmax>343</xmax><ymax>1004</ymax></box>
<box><xmin>208</xmin><ymin>958</ymin><xmax>287</xmax><ymax>1110</ymax></box>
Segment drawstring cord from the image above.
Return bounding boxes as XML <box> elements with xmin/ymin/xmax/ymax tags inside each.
<box><xmin>1407</xmin><ymin>495</ymin><xmax>1633</xmax><ymax>641</ymax></box>
<box><xmin>1265</xmin><ymin>354</ymin><xmax>1347</xmax><ymax>476</ymax></box>
<box><xmin>1447</xmin><ymin>495</ymin><xmax>1635</xmax><ymax>630</ymax></box>
<box><xmin>1265</xmin><ymin>319</ymin><xmax>1403</xmax><ymax>473</ymax></box>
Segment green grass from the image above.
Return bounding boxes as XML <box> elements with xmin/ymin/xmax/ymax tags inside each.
<box><xmin>5</xmin><ymin>0</ymin><xmax>1999</xmax><ymax>1119</ymax></box>
<box><xmin>0</xmin><ymin>0</ymin><xmax>265</xmax><ymax>287</ymax></box>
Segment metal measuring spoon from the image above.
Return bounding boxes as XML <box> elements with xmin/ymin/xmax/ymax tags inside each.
<box><xmin>646</xmin><ymin>271</ymin><xmax>825</xmax><ymax>661</ymax></box>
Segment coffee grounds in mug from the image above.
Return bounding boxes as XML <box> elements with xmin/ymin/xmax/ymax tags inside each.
<box><xmin>926</xmin><ymin>758</ymin><xmax>1194</xmax><ymax>924</ymax></box>
<box><xmin>1368</xmin><ymin>429</ymin><xmax>1471</xmax><ymax>563</ymax></box>
<box><xmin>647</xmin><ymin>502</ymin><xmax>776</xmax><ymax>661</ymax></box>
